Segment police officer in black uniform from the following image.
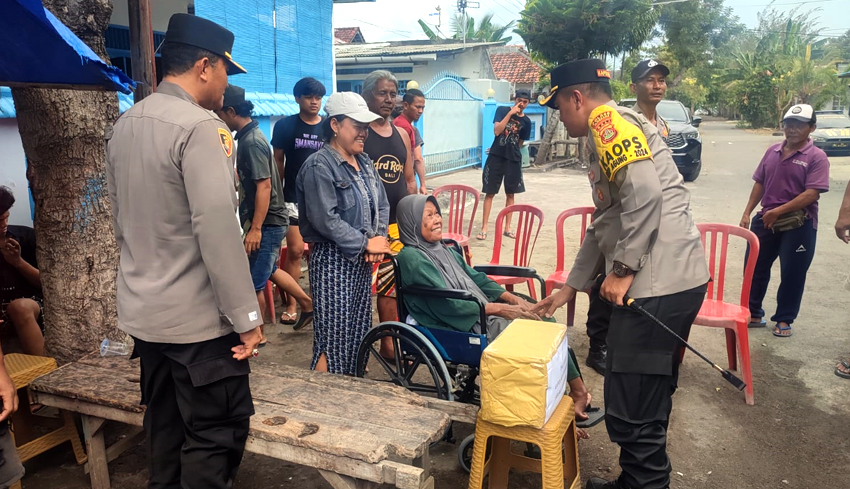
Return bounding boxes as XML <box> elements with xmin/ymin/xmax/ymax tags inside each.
<box><xmin>536</xmin><ymin>59</ymin><xmax>710</xmax><ymax>489</ymax></box>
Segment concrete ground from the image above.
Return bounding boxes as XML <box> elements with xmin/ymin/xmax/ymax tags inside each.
<box><xmin>24</xmin><ymin>121</ymin><xmax>850</xmax><ymax>488</ymax></box>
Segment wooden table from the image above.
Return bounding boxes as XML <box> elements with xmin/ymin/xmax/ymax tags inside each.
<box><xmin>29</xmin><ymin>354</ymin><xmax>472</xmax><ymax>489</ymax></box>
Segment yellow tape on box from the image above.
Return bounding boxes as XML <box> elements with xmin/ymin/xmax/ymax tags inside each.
<box><xmin>479</xmin><ymin>319</ymin><xmax>570</xmax><ymax>428</ymax></box>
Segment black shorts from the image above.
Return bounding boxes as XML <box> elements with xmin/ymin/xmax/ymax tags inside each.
<box><xmin>482</xmin><ymin>153</ymin><xmax>525</xmax><ymax>195</ymax></box>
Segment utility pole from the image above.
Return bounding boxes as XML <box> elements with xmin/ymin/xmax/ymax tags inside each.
<box><xmin>127</xmin><ymin>0</ymin><xmax>156</xmax><ymax>101</ymax></box>
<box><xmin>457</xmin><ymin>0</ymin><xmax>479</xmax><ymax>47</ymax></box>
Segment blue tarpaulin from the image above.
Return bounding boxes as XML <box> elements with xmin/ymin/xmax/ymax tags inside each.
<box><xmin>0</xmin><ymin>0</ymin><xmax>135</xmax><ymax>93</ymax></box>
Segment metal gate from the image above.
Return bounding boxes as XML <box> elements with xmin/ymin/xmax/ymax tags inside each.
<box><xmin>417</xmin><ymin>72</ymin><xmax>484</xmax><ymax>176</ymax></box>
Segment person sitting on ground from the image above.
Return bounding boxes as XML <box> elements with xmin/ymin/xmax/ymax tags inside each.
<box><xmin>0</xmin><ymin>187</ymin><xmax>44</xmax><ymax>356</ymax></box>
<box><xmin>395</xmin><ymin>194</ymin><xmax>592</xmax><ymax>430</ymax></box>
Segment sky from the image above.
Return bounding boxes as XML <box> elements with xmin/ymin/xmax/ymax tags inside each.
<box><xmin>332</xmin><ymin>0</ymin><xmax>850</xmax><ymax>45</ymax></box>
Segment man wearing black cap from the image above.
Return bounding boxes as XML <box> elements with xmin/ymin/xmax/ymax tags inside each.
<box><xmin>534</xmin><ymin>59</ymin><xmax>710</xmax><ymax>489</ymax></box>
<box><xmin>582</xmin><ymin>59</ymin><xmax>675</xmax><ymax>376</ymax></box>
<box><xmin>477</xmin><ymin>89</ymin><xmax>533</xmax><ymax>241</ymax></box>
<box><xmin>216</xmin><ymin>84</ymin><xmax>314</xmax><ymax>336</ymax></box>
<box><xmin>106</xmin><ymin>13</ymin><xmax>261</xmax><ymax>488</ymax></box>
<box><xmin>630</xmin><ymin>59</ymin><xmax>671</xmax><ymax>141</ymax></box>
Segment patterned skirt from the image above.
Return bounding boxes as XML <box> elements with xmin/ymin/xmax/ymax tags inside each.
<box><xmin>308</xmin><ymin>242</ymin><xmax>374</xmax><ymax>375</ymax></box>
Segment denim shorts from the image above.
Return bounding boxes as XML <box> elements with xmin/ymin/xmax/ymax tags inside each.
<box><xmin>248</xmin><ymin>224</ymin><xmax>287</xmax><ymax>291</ymax></box>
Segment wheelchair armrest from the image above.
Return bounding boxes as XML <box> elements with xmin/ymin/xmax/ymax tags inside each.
<box><xmin>399</xmin><ymin>285</ymin><xmax>488</xmax><ymax>329</ymax></box>
<box><xmin>473</xmin><ymin>265</ymin><xmax>547</xmax><ymax>299</ymax></box>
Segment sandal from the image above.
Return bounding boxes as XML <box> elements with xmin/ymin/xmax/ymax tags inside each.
<box><xmin>748</xmin><ymin>319</ymin><xmax>767</xmax><ymax>328</ymax></box>
<box><xmin>280</xmin><ymin>312</ymin><xmax>297</xmax><ymax>325</ymax></box>
<box><xmin>476</xmin><ymin>231</ymin><xmax>487</xmax><ymax>240</ymax></box>
<box><xmin>576</xmin><ymin>405</ymin><xmax>605</xmax><ymax>429</ymax></box>
<box><xmin>503</xmin><ymin>230</ymin><xmax>516</xmax><ymax>239</ymax></box>
<box><xmin>292</xmin><ymin>311</ymin><xmax>314</xmax><ymax>331</ymax></box>
<box><xmin>835</xmin><ymin>360</ymin><xmax>850</xmax><ymax>379</ymax></box>
<box><xmin>772</xmin><ymin>323</ymin><xmax>793</xmax><ymax>338</ymax></box>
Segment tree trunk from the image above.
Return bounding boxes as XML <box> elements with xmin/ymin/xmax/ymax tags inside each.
<box><xmin>577</xmin><ymin>137</ymin><xmax>589</xmax><ymax>167</ymax></box>
<box><xmin>534</xmin><ymin>108</ymin><xmax>561</xmax><ymax>165</ymax></box>
<box><xmin>11</xmin><ymin>0</ymin><xmax>121</xmax><ymax>363</ymax></box>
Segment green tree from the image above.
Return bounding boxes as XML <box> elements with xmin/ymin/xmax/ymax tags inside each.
<box><xmin>417</xmin><ymin>12</ymin><xmax>516</xmax><ymax>43</ymax></box>
<box><xmin>658</xmin><ymin>0</ymin><xmax>745</xmax><ymax>84</ymax></box>
<box><xmin>516</xmin><ymin>0</ymin><xmax>658</xmax><ymax>63</ymax></box>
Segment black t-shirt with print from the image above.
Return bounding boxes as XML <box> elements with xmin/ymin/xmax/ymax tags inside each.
<box><xmin>488</xmin><ymin>105</ymin><xmax>532</xmax><ymax>162</ymax></box>
<box><xmin>271</xmin><ymin>114</ymin><xmax>325</xmax><ymax>203</ymax></box>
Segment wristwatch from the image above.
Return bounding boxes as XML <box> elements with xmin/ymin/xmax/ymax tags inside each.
<box><xmin>613</xmin><ymin>261</ymin><xmax>635</xmax><ymax>277</ymax></box>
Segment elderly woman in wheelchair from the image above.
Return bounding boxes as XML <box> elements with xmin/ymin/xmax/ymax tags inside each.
<box><xmin>392</xmin><ymin>194</ymin><xmax>595</xmax><ymax>428</ymax></box>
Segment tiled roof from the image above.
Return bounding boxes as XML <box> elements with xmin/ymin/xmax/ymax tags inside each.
<box><xmin>336</xmin><ymin>40</ymin><xmax>505</xmax><ymax>58</ymax></box>
<box><xmin>489</xmin><ymin>50</ymin><xmax>543</xmax><ymax>85</ymax></box>
<box><xmin>0</xmin><ymin>87</ymin><xmax>300</xmax><ymax>119</ymax></box>
<box><xmin>334</xmin><ymin>27</ymin><xmax>364</xmax><ymax>44</ymax></box>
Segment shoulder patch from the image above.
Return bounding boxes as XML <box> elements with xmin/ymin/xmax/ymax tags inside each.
<box><xmin>588</xmin><ymin>106</ymin><xmax>652</xmax><ymax>181</ymax></box>
<box><xmin>218</xmin><ymin>127</ymin><xmax>233</xmax><ymax>157</ymax></box>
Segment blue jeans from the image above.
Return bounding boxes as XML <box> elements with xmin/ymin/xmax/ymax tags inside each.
<box><xmin>748</xmin><ymin>214</ymin><xmax>817</xmax><ymax>325</ymax></box>
<box><xmin>248</xmin><ymin>225</ymin><xmax>286</xmax><ymax>291</ymax></box>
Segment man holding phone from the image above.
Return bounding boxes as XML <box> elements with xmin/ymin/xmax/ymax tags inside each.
<box><xmin>478</xmin><ymin>89</ymin><xmax>532</xmax><ymax>240</ymax></box>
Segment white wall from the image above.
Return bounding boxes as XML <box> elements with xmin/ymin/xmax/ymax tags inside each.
<box><xmin>0</xmin><ymin>120</ymin><xmax>33</xmax><ymax>226</ymax></box>
<box><xmin>336</xmin><ymin>47</ymin><xmax>493</xmax><ymax>89</ymax></box>
<box><xmin>421</xmin><ymin>100</ymin><xmax>482</xmax><ymax>155</ymax></box>
<box><xmin>110</xmin><ymin>0</ymin><xmax>190</xmax><ymax>30</ymax></box>
<box><xmin>464</xmin><ymin>79</ymin><xmax>511</xmax><ymax>102</ymax></box>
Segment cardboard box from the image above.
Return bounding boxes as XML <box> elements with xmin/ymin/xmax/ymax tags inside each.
<box><xmin>479</xmin><ymin>320</ymin><xmax>570</xmax><ymax>428</ymax></box>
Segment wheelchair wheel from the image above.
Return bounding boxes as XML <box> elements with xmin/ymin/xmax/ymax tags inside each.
<box><xmin>355</xmin><ymin>322</ymin><xmax>453</xmax><ymax>401</ymax></box>
<box><xmin>457</xmin><ymin>434</ymin><xmax>492</xmax><ymax>474</ymax></box>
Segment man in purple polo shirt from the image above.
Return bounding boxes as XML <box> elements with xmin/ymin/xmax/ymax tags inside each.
<box><xmin>740</xmin><ymin>104</ymin><xmax>830</xmax><ymax>338</ymax></box>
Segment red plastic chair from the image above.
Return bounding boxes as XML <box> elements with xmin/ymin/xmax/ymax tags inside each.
<box><xmin>545</xmin><ymin>207</ymin><xmax>595</xmax><ymax>326</ymax></box>
<box><xmin>486</xmin><ymin>204</ymin><xmax>544</xmax><ymax>299</ymax></box>
<box><xmin>693</xmin><ymin>223</ymin><xmax>759</xmax><ymax>405</ymax></box>
<box><xmin>432</xmin><ymin>184</ymin><xmax>480</xmax><ymax>265</ymax></box>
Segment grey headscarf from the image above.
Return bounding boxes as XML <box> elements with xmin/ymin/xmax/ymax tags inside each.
<box><xmin>396</xmin><ymin>195</ymin><xmax>489</xmax><ymax>304</ymax></box>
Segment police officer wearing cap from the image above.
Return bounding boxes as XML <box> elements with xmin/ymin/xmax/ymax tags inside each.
<box><xmin>534</xmin><ymin>59</ymin><xmax>710</xmax><ymax>489</ymax></box>
<box><xmin>581</xmin><ymin>59</ymin><xmax>674</xmax><ymax>376</ymax></box>
<box><xmin>630</xmin><ymin>59</ymin><xmax>672</xmax><ymax>141</ymax></box>
<box><xmin>106</xmin><ymin>13</ymin><xmax>261</xmax><ymax>488</ymax></box>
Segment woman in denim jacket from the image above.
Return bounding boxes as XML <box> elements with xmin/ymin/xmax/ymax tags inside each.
<box><xmin>296</xmin><ymin>92</ymin><xmax>391</xmax><ymax>374</ymax></box>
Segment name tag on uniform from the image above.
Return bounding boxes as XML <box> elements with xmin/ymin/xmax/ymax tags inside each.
<box><xmin>588</xmin><ymin>106</ymin><xmax>652</xmax><ymax>181</ymax></box>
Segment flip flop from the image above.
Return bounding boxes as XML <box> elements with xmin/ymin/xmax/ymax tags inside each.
<box><xmin>835</xmin><ymin>361</ymin><xmax>850</xmax><ymax>379</ymax></box>
<box><xmin>292</xmin><ymin>311</ymin><xmax>313</xmax><ymax>331</ymax></box>
<box><xmin>576</xmin><ymin>405</ymin><xmax>605</xmax><ymax>429</ymax></box>
<box><xmin>280</xmin><ymin>312</ymin><xmax>297</xmax><ymax>325</ymax></box>
<box><xmin>748</xmin><ymin>319</ymin><xmax>767</xmax><ymax>328</ymax></box>
<box><xmin>772</xmin><ymin>323</ymin><xmax>793</xmax><ymax>338</ymax></box>
<box><xmin>503</xmin><ymin>230</ymin><xmax>516</xmax><ymax>239</ymax></box>
<box><xmin>476</xmin><ymin>231</ymin><xmax>487</xmax><ymax>240</ymax></box>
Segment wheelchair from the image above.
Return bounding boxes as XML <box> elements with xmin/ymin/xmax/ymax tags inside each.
<box><xmin>354</xmin><ymin>240</ymin><xmax>548</xmax><ymax>472</ymax></box>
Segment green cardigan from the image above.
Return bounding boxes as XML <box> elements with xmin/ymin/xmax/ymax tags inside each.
<box><xmin>396</xmin><ymin>247</ymin><xmax>506</xmax><ymax>332</ymax></box>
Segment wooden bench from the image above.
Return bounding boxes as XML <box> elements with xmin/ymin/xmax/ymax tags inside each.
<box><xmin>29</xmin><ymin>353</ymin><xmax>477</xmax><ymax>489</ymax></box>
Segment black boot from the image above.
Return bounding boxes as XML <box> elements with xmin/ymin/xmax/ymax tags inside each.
<box><xmin>585</xmin><ymin>477</ymin><xmax>619</xmax><ymax>489</ymax></box>
<box><xmin>585</xmin><ymin>346</ymin><xmax>607</xmax><ymax>376</ymax></box>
